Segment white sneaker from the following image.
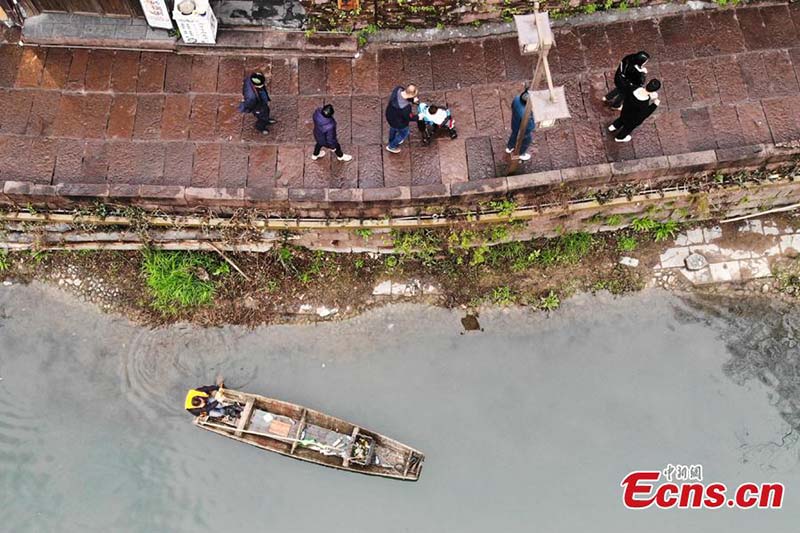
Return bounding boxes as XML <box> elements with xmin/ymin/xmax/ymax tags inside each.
<box><xmin>518</xmin><ymin>153</ymin><xmax>531</xmax><ymax>161</ymax></box>
<box><xmin>614</xmin><ymin>135</ymin><xmax>632</xmax><ymax>143</ymax></box>
<box><xmin>505</xmin><ymin>147</ymin><xmax>514</xmax><ymax>154</ymax></box>
<box><xmin>608</xmin><ymin>124</ymin><xmax>617</xmax><ymax>132</ymax></box>
<box><xmin>337</xmin><ymin>154</ymin><xmax>353</xmax><ymax>162</ymax></box>
<box><xmin>311</xmin><ymin>150</ymin><xmax>326</xmax><ymax>161</ymax></box>
<box><xmin>386</xmin><ymin>146</ymin><xmax>401</xmax><ymax>154</ymax></box>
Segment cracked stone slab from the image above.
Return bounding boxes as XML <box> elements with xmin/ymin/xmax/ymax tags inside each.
<box><xmin>391</xmin><ymin>280</ymin><xmax>422</xmax><ymax>296</ymax></box>
<box><xmin>739</xmin><ymin>220</ymin><xmax>763</xmax><ymax>234</ymax></box>
<box><xmin>372</xmin><ymin>280</ymin><xmax>392</xmax><ymax>295</ymax></box>
<box><xmin>739</xmin><ymin>258</ymin><xmax>771</xmax><ymax>280</ymax></box>
<box><xmin>659</xmin><ymin>247</ymin><xmax>691</xmax><ymax>269</ymax></box>
<box><xmin>688</xmin><ymin>244</ymin><xmax>723</xmax><ymax>261</ymax></box>
<box><xmin>709</xmin><ymin>261</ymin><xmax>741</xmax><ymax>283</ymax></box>
<box><xmin>702</xmin><ymin>226</ymin><xmax>722</xmax><ymax>241</ymax></box>
<box><xmin>680</xmin><ymin>266</ymin><xmax>713</xmax><ymax>285</ymax></box>
<box><xmin>780</xmin><ymin>234</ymin><xmax>800</xmax><ymax>255</ymax></box>
<box><xmin>762</xmin><ymin>221</ymin><xmax>781</xmax><ymax>235</ymax></box>
<box><xmin>718</xmin><ymin>247</ymin><xmax>756</xmax><ymax>260</ymax></box>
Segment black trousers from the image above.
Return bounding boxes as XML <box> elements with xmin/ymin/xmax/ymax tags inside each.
<box><xmin>417</xmin><ymin>120</ymin><xmax>457</xmax><ymax>144</ymax></box>
<box><xmin>253</xmin><ymin>105</ymin><xmax>271</xmax><ymax>131</ymax></box>
<box><xmin>314</xmin><ymin>142</ymin><xmax>343</xmax><ymax>157</ymax></box>
<box><xmin>604</xmin><ymin>87</ymin><xmax>625</xmax><ymax>108</ymax></box>
<box><xmin>611</xmin><ymin>104</ymin><xmax>657</xmax><ymax>139</ymax></box>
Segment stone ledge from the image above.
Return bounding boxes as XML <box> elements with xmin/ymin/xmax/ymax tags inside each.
<box><xmin>667</xmin><ymin>150</ymin><xmax>718</xmax><ymax>173</ymax></box>
<box><xmin>1</xmin><ymin>144</ymin><xmax>796</xmax><ymax>215</ymax></box>
<box><xmin>506</xmin><ymin>170</ymin><xmax>562</xmax><ymax>192</ymax></box>
<box><xmin>611</xmin><ymin>156</ymin><xmax>671</xmax><ymax>180</ymax></box>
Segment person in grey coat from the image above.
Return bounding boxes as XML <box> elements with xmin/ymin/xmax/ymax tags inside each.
<box><xmin>311</xmin><ymin>104</ymin><xmax>352</xmax><ymax>161</ymax></box>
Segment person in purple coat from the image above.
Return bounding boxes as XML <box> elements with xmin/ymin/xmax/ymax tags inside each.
<box><xmin>311</xmin><ymin>104</ymin><xmax>352</xmax><ymax>162</ymax></box>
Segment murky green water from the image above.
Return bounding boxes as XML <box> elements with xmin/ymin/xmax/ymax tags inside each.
<box><xmin>1</xmin><ymin>285</ymin><xmax>798</xmax><ymax>532</ymax></box>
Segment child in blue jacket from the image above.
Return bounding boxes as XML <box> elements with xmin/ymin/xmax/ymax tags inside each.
<box><xmin>416</xmin><ymin>102</ymin><xmax>458</xmax><ymax>146</ymax></box>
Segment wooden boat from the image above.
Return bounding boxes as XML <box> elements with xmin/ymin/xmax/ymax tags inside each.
<box><xmin>193</xmin><ymin>388</ymin><xmax>425</xmax><ymax>481</ymax></box>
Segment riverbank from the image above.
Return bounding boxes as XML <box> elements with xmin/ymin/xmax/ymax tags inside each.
<box><xmin>1</xmin><ymin>212</ymin><xmax>799</xmax><ymax>326</ymax></box>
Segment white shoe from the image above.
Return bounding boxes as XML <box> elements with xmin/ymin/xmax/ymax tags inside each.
<box><xmin>505</xmin><ymin>147</ymin><xmax>514</xmax><ymax>154</ymax></box>
<box><xmin>311</xmin><ymin>150</ymin><xmax>326</xmax><ymax>161</ymax></box>
<box><xmin>614</xmin><ymin>135</ymin><xmax>632</xmax><ymax>143</ymax></box>
<box><xmin>337</xmin><ymin>154</ymin><xmax>353</xmax><ymax>162</ymax></box>
<box><xmin>608</xmin><ymin>124</ymin><xmax>617</xmax><ymax>132</ymax></box>
<box><xmin>386</xmin><ymin>146</ymin><xmax>401</xmax><ymax>154</ymax></box>
<box><xmin>518</xmin><ymin>153</ymin><xmax>531</xmax><ymax>161</ymax></box>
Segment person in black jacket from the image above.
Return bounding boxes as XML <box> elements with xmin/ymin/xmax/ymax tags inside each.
<box><xmin>603</xmin><ymin>51</ymin><xmax>650</xmax><ymax>110</ymax></box>
<box><xmin>608</xmin><ymin>79</ymin><xmax>661</xmax><ymax>142</ymax></box>
<box><xmin>311</xmin><ymin>104</ymin><xmax>352</xmax><ymax>161</ymax></box>
<box><xmin>385</xmin><ymin>84</ymin><xmax>418</xmax><ymax>153</ymax></box>
<box><xmin>238</xmin><ymin>72</ymin><xmax>277</xmax><ymax>134</ymax></box>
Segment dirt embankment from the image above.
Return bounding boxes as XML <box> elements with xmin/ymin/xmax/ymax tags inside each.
<box><xmin>1</xmin><ymin>215</ymin><xmax>799</xmax><ymax>327</ymax></box>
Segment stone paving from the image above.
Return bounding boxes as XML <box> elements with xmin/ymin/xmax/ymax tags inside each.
<box><xmin>654</xmin><ymin>218</ymin><xmax>799</xmax><ymax>285</ymax></box>
<box><xmin>1</xmin><ymin>5</ymin><xmax>800</xmax><ymax>192</ymax></box>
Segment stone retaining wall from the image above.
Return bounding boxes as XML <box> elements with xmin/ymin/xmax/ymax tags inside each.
<box><xmin>1</xmin><ymin>145</ymin><xmax>799</xmax><ymax>254</ymax></box>
<box><xmin>2</xmin><ymin>143</ymin><xmax>798</xmax><ymax>220</ymax></box>
<box><xmin>302</xmin><ymin>0</ymin><xmax>664</xmax><ymax>31</ymax></box>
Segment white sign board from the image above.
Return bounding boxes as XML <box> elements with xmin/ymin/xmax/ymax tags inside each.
<box><xmin>173</xmin><ymin>7</ymin><xmax>218</xmax><ymax>45</ymax></box>
<box><xmin>139</xmin><ymin>0</ymin><xmax>173</xmax><ymax>30</ymax></box>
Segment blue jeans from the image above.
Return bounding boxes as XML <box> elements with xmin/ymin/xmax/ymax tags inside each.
<box><xmin>388</xmin><ymin>127</ymin><xmax>410</xmax><ymax>149</ymax></box>
<box><xmin>506</xmin><ymin>128</ymin><xmax>532</xmax><ymax>154</ymax></box>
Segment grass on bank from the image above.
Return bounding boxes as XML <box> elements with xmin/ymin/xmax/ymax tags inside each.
<box><xmin>141</xmin><ymin>250</ymin><xmax>230</xmax><ymax>314</ymax></box>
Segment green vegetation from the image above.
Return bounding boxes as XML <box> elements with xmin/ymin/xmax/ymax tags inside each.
<box><xmin>774</xmin><ymin>259</ymin><xmax>800</xmax><ymax>297</ymax></box>
<box><xmin>491</xmin><ymin>285</ymin><xmax>516</xmax><ymax>305</ymax></box>
<box><xmin>391</xmin><ymin>229</ymin><xmax>441</xmax><ymax>266</ymax></box>
<box><xmin>631</xmin><ymin>216</ymin><xmax>658</xmax><ymax>232</ymax></box>
<box><xmin>0</xmin><ymin>250</ymin><xmax>8</xmax><ymax>272</ymax></box>
<box><xmin>539</xmin><ymin>232</ymin><xmax>595</xmax><ymax>266</ymax></box>
<box><xmin>354</xmin><ymin>228</ymin><xmax>373</xmax><ymax>240</ymax></box>
<box><xmin>631</xmin><ymin>216</ymin><xmax>680</xmax><ymax>242</ymax></box>
<box><xmin>356</xmin><ymin>24</ymin><xmax>378</xmax><ymax>47</ymax></box>
<box><xmin>538</xmin><ymin>291</ymin><xmax>560</xmax><ymax>311</ymax></box>
<box><xmin>617</xmin><ymin>235</ymin><xmax>638</xmax><ymax>253</ymax></box>
<box><xmin>481</xmin><ymin>198</ymin><xmax>517</xmax><ymax>218</ymax></box>
<box><xmin>142</xmin><ymin>250</ymin><xmax>229</xmax><ymax>314</ymax></box>
<box><xmin>652</xmin><ymin>220</ymin><xmax>679</xmax><ymax>242</ymax></box>
<box><xmin>605</xmin><ymin>214</ymin><xmax>622</xmax><ymax>226</ymax></box>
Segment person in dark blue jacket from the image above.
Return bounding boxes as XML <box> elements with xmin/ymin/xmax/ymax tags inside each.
<box><xmin>311</xmin><ymin>104</ymin><xmax>352</xmax><ymax>162</ymax></box>
<box><xmin>505</xmin><ymin>90</ymin><xmax>536</xmax><ymax>161</ymax></box>
<box><xmin>385</xmin><ymin>84</ymin><xmax>418</xmax><ymax>153</ymax></box>
<box><xmin>238</xmin><ymin>72</ymin><xmax>276</xmax><ymax>134</ymax></box>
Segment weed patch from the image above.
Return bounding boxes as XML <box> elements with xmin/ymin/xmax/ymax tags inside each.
<box><xmin>142</xmin><ymin>250</ymin><xmax>229</xmax><ymax>314</ymax></box>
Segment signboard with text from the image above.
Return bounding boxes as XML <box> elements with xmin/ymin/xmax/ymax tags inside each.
<box><xmin>139</xmin><ymin>0</ymin><xmax>174</xmax><ymax>30</ymax></box>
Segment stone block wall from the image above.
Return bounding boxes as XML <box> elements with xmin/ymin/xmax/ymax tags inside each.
<box><xmin>302</xmin><ymin>0</ymin><xmax>663</xmax><ymax>31</ymax></box>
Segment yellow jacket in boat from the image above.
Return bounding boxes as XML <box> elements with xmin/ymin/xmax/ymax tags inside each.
<box><xmin>185</xmin><ymin>385</ymin><xmax>219</xmax><ymax>414</ymax></box>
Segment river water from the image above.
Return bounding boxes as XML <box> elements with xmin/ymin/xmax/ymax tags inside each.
<box><xmin>1</xmin><ymin>284</ymin><xmax>799</xmax><ymax>532</ymax></box>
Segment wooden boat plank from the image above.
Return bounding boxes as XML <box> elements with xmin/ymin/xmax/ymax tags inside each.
<box><xmin>235</xmin><ymin>397</ymin><xmax>255</xmax><ymax>437</ymax></box>
<box><xmin>342</xmin><ymin>425</ymin><xmax>360</xmax><ymax>467</ymax></box>
<box><xmin>290</xmin><ymin>409</ymin><xmax>307</xmax><ymax>455</ymax></box>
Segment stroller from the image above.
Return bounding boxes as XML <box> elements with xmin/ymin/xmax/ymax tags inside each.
<box><xmin>417</xmin><ymin>103</ymin><xmax>458</xmax><ymax>145</ymax></box>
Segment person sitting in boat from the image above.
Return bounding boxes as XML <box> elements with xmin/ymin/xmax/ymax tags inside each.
<box><xmin>185</xmin><ymin>383</ymin><xmax>242</xmax><ymax>419</ymax></box>
<box><xmin>416</xmin><ymin>102</ymin><xmax>457</xmax><ymax>146</ymax></box>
